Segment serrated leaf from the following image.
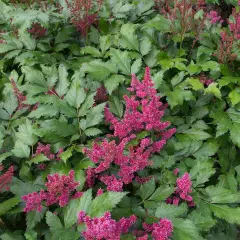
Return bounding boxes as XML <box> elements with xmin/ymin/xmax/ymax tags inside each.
<box><xmin>172</xmin><ymin>219</ymin><xmax>204</xmax><ymax>240</ymax></box>
<box><xmin>155</xmin><ymin>203</ymin><xmax>188</xmax><ymax>219</ymax></box>
<box><xmin>187</xmin><ymin>77</ymin><xmax>204</xmax><ymax>90</ymax></box>
<box><xmin>64</xmin><ymin>189</ymin><xmax>92</xmax><ymax>228</ymax></box>
<box><xmin>56</xmin><ymin>64</ymin><xmax>69</xmax><ymax>97</ymax></box>
<box><xmin>108</xmin><ymin>96</ymin><xmax>123</xmax><ymax>117</ymax></box>
<box><xmin>41</xmin><ymin>65</ymin><xmax>58</xmax><ymax>88</ymax></box>
<box><xmin>205</xmin><ymin>83</ymin><xmax>221</xmax><ymax>99</ymax></box>
<box><xmin>139</xmin><ymin>178</ymin><xmax>155</xmax><ymax>201</ymax></box>
<box><xmin>27</xmin><ymin>209</ymin><xmax>46</xmax><ymax>230</ymax></box>
<box><xmin>65</xmin><ymin>82</ymin><xmax>86</xmax><ymax>109</ymax></box>
<box><xmin>110</xmin><ymin>49</ymin><xmax>131</xmax><ymax>75</ymax></box>
<box><xmin>78</xmin><ymin>93</ymin><xmax>96</xmax><ymax>117</ymax></box>
<box><xmin>120</xmin><ymin>23</ymin><xmax>139</xmax><ymax>51</ymax></box>
<box><xmin>12</xmin><ymin>140</ymin><xmax>30</xmax><ymax>158</ymax></box>
<box><xmin>0</xmin><ymin>197</ymin><xmax>20</xmax><ymax>216</ymax></box>
<box><xmin>229</xmin><ymin>89</ymin><xmax>240</xmax><ymax>106</ymax></box>
<box><xmin>81</xmin><ymin>46</ymin><xmax>101</xmax><ymax>57</ymax></box>
<box><xmin>28</xmin><ymin>105</ymin><xmax>59</xmax><ymax>119</ymax></box>
<box><xmin>46</xmin><ymin>211</ymin><xmax>63</xmax><ymax>233</ymax></box>
<box><xmin>84</xmin><ymin>128</ymin><xmax>102</xmax><ymax>136</ymax></box>
<box><xmin>81</xmin><ymin>59</ymin><xmax>117</xmax><ymax>81</ymax></box>
<box><xmin>149</xmin><ymin>186</ymin><xmax>175</xmax><ymax>201</ymax></box>
<box><xmin>40</xmin><ymin>119</ymin><xmax>76</xmax><ymax>137</ymax></box>
<box><xmin>22</xmin><ymin>66</ymin><xmax>47</xmax><ymax>88</ymax></box>
<box><xmin>210</xmin><ymin>204</ymin><xmax>240</xmax><ymax>224</ymax></box>
<box><xmin>140</xmin><ymin>37</ymin><xmax>152</xmax><ymax>56</ymax></box>
<box><xmin>190</xmin><ymin>159</ymin><xmax>215</xmax><ymax>186</ymax></box>
<box><xmin>0</xmin><ymin>152</ymin><xmax>12</xmax><ymax>163</ymax></box>
<box><xmin>145</xmin><ymin>15</ymin><xmax>171</xmax><ymax>32</ymax></box>
<box><xmin>104</xmin><ymin>75</ymin><xmax>125</xmax><ymax>95</ymax></box>
<box><xmin>100</xmin><ymin>35</ymin><xmax>111</xmax><ymax>54</ymax></box>
<box><xmin>28</xmin><ymin>154</ymin><xmax>49</xmax><ymax>166</ymax></box>
<box><xmin>83</xmin><ymin>103</ymin><xmax>105</xmax><ymax>129</ymax></box>
<box><xmin>206</xmin><ymin>186</ymin><xmax>240</xmax><ymax>203</ymax></box>
<box><xmin>180</xmin><ymin>129</ymin><xmax>211</xmax><ymax>141</ymax></box>
<box><xmin>89</xmin><ymin>191</ymin><xmax>127</xmax><ymax>217</ymax></box>
<box><xmin>131</xmin><ymin>58</ymin><xmax>142</xmax><ymax>74</ymax></box>
<box><xmin>24</xmin><ymin>231</ymin><xmax>37</xmax><ymax>240</ymax></box>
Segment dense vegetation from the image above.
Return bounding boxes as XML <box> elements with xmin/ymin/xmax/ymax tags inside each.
<box><xmin>1</xmin><ymin>0</ymin><xmax>240</xmax><ymax>239</ymax></box>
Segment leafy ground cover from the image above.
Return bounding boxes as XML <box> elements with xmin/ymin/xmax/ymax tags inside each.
<box><xmin>1</xmin><ymin>0</ymin><xmax>240</xmax><ymax>239</ymax></box>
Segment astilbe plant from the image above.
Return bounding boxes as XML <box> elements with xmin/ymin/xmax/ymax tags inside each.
<box><xmin>65</xmin><ymin>0</ymin><xmax>103</xmax><ymax>36</ymax></box>
<box><xmin>22</xmin><ymin>170</ymin><xmax>80</xmax><ymax>212</ymax></box>
<box><xmin>0</xmin><ymin>165</ymin><xmax>14</xmax><ymax>192</ymax></box>
<box><xmin>78</xmin><ymin>211</ymin><xmax>137</xmax><ymax>240</ymax></box>
<box><xmin>84</xmin><ymin>67</ymin><xmax>176</xmax><ymax>191</ymax></box>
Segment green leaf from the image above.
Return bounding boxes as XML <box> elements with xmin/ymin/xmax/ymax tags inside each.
<box><xmin>140</xmin><ymin>37</ymin><xmax>152</xmax><ymax>56</ymax></box>
<box><xmin>230</xmin><ymin>123</ymin><xmax>240</xmax><ymax>147</ymax></box>
<box><xmin>172</xmin><ymin>219</ymin><xmax>204</xmax><ymax>240</ymax></box>
<box><xmin>40</xmin><ymin>119</ymin><xmax>76</xmax><ymax>137</ymax></box>
<box><xmin>149</xmin><ymin>186</ymin><xmax>175</xmax><ymax>201</ymax></box>
<box><xmin>65</xmin><ymin>82</ymin><xmax>86</xmax><ymax>109</ymax></box>
<box><xmin>155</xmin><ymin>203</ymin><xmax>188</xmax><ymax>219</ymax></box>
<box><xmin>22</xmin><ymin>66</ymin><xmax>47</xmax><ymax>88</ymax></box>
<box><xmin>131</xmin><ymin>58</ymin><xmax>142</xmax><ymax>74</ymax></box>
<box><xmin>206</xmin><ymin>186</ymin><xmax>240</xmax><ymax>203</ymax></box>
<box><xmin>110</xmin><ymin>48</ymin><xmax>131</xmax><ymax>75</ymax></box>
<box><xmin>12</xmin><ymin>140</ymin><xmax>30</xmax><ymax>158</ymax></box>
<box><xmin>81</xmin><ymin>59</ymin><xmax>117</xmax><ymax>81</ymax></box>
<box><xmin>24</xmin><ymin>231</ymin><xmax>37</xmax><ymax>240</ymax></box>
<box><xmin>28</xmin><ymin>154</ymin><xmax>49</xmax><ymax>166</ymax></box>
<box><xmin>28</xmin><ymin>104</ymin><xmax>59</xmax><ymax>119</ymax></box>
<box><xmin>139</xmin><ymin>178</ymin><xmax>155</xmax><ymax>201</ymax></box>
<box><xmin>190</xmin><ymin>159</ymin><xmax>215</xmax><ymax>186</ymax></box>
<box><xmin>27</xmin><ymin>209</ymin><xmax>46</xmax><ymax>230</ymax></box>
<box><xmin>89</xmin><ymin>191</ymin><xmax>127</xmax><ymax>217</ymax></box>
<box><xmin>108</xmin><ymin>96</ymin><xmax>123</xmax><ymax>117</ymax></box>
<box><xmin>0</xmin><ymin>197</ymin><xmax>20</xmax><ymax>216</ymax></box>
<box><xmin>0</xmin><ymin>152</ymin><xmax>12</xmax><ymax>163</ymax></box>
<box><xmin>64</xmin><ymin>189</ymin><xmax>92</xmax><ymax>229</ymax></box>
<box><xmin>84</xmin><ymin>128</ymin><xmax>102</xmax><ymax>137</ymax></box>
<box><xmin>19</xmin><ymin>29</ymin><xmax>36</xmax><ymax>50</ymax></box>
<box><xmin>15</xmin><ymin>119</ymin><xmax>37</xmax><ymax>146</ymax></box>
<box><xmin>78</xmin><ymin>93</ymin><xmax>95</xmax><ymax>117</ymax></box>
<box><xmin>41</xmin><ymin>65</ymin><xmax>58</xmax><ymax>88</ymax></box>
<box><xmin>46</xmin><ymin>211</ymin><xmax>63</xmax><ymax>233</ymax></box>
<box><xmin>187</xmin><ymin>77</ymin><xmax>204</xmax><ymax>90</ymax></box>
<box><xmin>120</xmin><ymin>23</ymin><xmax>139</xmax><ymax>51</ymax></box>
<box><xmin>179</xmin><ymin>129</ymin><xmax>211</xmax><ymax>141</ymax></box>
<box><xmin>100</xmin><ymin>35</ymin><xmax>111</xmax><ymax>54</ymax></box>
<box><xmin>205</xmin><ymin>83</ymin><xmax>221</xmax><ymax>99</ymax></box>
<box><xmin>81</xmin><ymin>46</ymin><xmax>101</xmax><ymax>57</ymax></box>
<box><xmin>210</xmin><ymin>204</ymin><xmax>240</xmax><ymax>224</ymax></box>
<box><xmin>193</xmin><ymin>139</ymin><xmax>219</xmax><ymax>158</ymax></box>
<box><xmin>201</xmin><ymin>61</ymin><xmax>219</xmax><ymax>71</ymax></box>
<box><xmin>189</xmin><ymin>211</ymin><xmax>216</xmax><ymax>232</ymax></box>
<box><xmin>84</xmin><ymin>103</ymin><xmax>105</xmax><ymax>129</ymax></box>
<box><xmin>104</xmin><ymin>75</ymin><xmax>125</xmax><ymax>95</ymax></box>
<box><xmin>145</xmin><ymin>15</ymin><xmax>171</xmax><ymax>32</ymax></box>
<box><xmin>56</xmin><ymin>64</ymin><xmax>69</xmax><ymax>97</ymax></box>
<box><xmin>229</xmin><ymin>89</ymin><xmax>240</xmax><ymax>106</ymax></box>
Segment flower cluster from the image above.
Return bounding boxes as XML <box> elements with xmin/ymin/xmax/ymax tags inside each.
<box><xmin>11</xmin><ymin>79</ymin><xmax>29</xmax><ymax>110</ymax></box>
<box><xmin>207</xmin><ymin>11</ymin><xmax>223</xmax><ymax>24</ymax></box>
<box><xmin>229</xmin><ymin>8</ymin><xmax>240</xmax><ymax>40</ymax></box>
<box><xmin>167</xmin><ymin>172</ymin><xmax>194</xmax><ymax>207</ymax></box>
<box><xmin>78</xmin><ymin>211</ymin><xmax>136</xmax><ymax>240</ymax></box>
<box><xmin>65</xmin><ymin>0</ymin><xmax>103</xmax><ymax>36</ymax></box>
<box><xmin>22</xmin><ymin>170</ymin><xmax>80</xmax><ymax>212</ymax></box>
<box><xmin>199</xmin><ymin>73</ymin><xmax>214</xmax><ymax>86</ymax></box>
<box><xmin>33</xmin><ymin>142</ymin><xmax>63</xmax><ymax>161</ymax></box>
<box><xmin>28</xmin><ymin>23</ymin><xmax>47</xmax><ymax>39</ymax></box>
<box><xmin>0</xmin><ymin>165</ymin><xmax>14</xmax><ymax>192</ymax></box>
<box><xmin>84</xmin><ymin>67</ymin><xmax>176</xmax><ymax>191</ymax></box>
<box><xmin>143</xmin><ymin>218</ymin><xmax>173</xmax><ymax>240</ymax></box>
<box><xmin>94</xmin><ymin>84</ymin><xmax>108</xmax><ymax>104</ymax></box>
